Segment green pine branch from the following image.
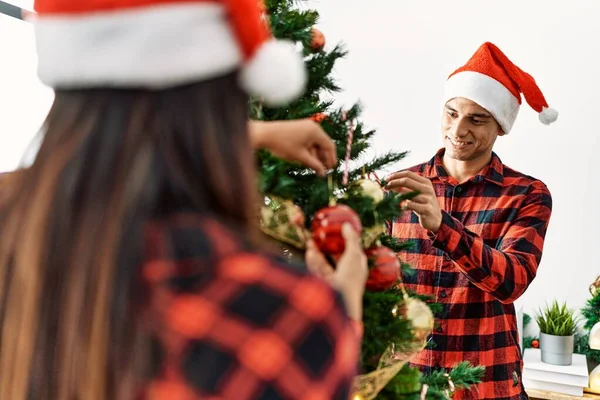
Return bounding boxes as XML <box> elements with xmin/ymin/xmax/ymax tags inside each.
<box><xmin>582</xmin><ymin>291</ymin><xmax>600</xmax><ymax>330</ymax></box>
<box><xmin>580</xmin><ymin>289</ymin><xmax>600</xmax><ymax>363</ymax></box>
<box><xmin>523</xmin><ymin>312</ymin><xmax>532</xmax><ymax>327</ymax></box>
<box><xmin>348</xmin><ymin>150</ymin><xmax>410</xmax><ymax>180</ymax></box>
<box><xmin>305</xmin><ymin>44</ymin><xmax>348</xmax><ymax>93</ymax></box>
<box><xmin>421</xmin><ymin>362</ymin><xmax>486</xmax><ymax>394</ymax></box>
<box><xmin>380</xmin><ymin>234</ymin><xmax>416</xmax><ymax>253</ymax></box>
<box><xmin>375</xmin><ymin>363</ymin><xmax>485</xmax><ymax>400</ymax></box>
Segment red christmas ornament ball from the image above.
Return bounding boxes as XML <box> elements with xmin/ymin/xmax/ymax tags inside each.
<box><xmin>365</xmin><ymin>246</ymin><xmax>401</xmax><ymax>291</ymax></box>
<box><xmin>311</xmin><ymin>204</ymin><xmax>362</xmax><ymax>255</ymax></box>
<box><xmin>531</xmin><ymin>339</ymin><xmax>539</xmax><ymax>349</ymax></box>
<box><xmin>310</xmin><ymin>28</ymin><xmax>326</xmax><ymax>51</ymax></box>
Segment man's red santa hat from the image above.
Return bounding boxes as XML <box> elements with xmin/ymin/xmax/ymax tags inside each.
<box><xmin>29</xmin><ymin>0</ymin><xmax>307</xmax><ymax>105</ymax></box>
<box><xmin>444</xmin><ymin>42</ymin><xmax>558</xmax><ymax>134</ymax></box>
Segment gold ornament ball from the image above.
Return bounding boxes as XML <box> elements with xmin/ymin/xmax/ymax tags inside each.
<box><xmin>355</xmin><ymin>179</ymin><xmax>385</xmax><ymax>203</ymax></box>
<box><xmin>590</xmin><ymin>275</ymin><xmax>600</xmax><ymax>296</ymax></box>
<box><xmin>397</xmin><ymin>298</ymin><xmax>434</xmax><ymax>346</ymax></box>
<box><xmin>405</xmin><ymin>298</ymin><xmax>434</xmax><ymax>331</ymax></box>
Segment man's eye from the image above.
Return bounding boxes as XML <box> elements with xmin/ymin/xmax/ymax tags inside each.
<box><xmin>447</xmin><ymin>112</ymin><xmax>458</xmax><ymax>118</ymax></box>
<box><xmin>471</xmin><ymin>119</ymin><xmax>485</xmax><ymax>125</ymax></box>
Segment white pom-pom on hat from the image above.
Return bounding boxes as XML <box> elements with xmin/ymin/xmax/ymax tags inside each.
<box><xmin>539</xmin><ymin>107</ymin><xmax>558</xmax><ymax>125</ymax></box>
<box><xmin>240</xmin><ymin>39</ymin><xmax>307</xmax><ymax>106</ymax></box>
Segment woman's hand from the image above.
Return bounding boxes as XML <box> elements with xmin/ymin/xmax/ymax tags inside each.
<box><xmin>248</xmin><ymin>119</ymin><xmax>337</xmax><ymax>176</ymax></box>
<box><xmin>305</xmin><ymin>224</ymin><xmax>367</xmax><ymax>321</ymax></box>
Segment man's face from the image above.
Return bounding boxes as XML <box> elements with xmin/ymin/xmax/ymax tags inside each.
<box><xmin>441</xmin><ymin>98</ymin><xmax>504</xmax><ymax>162</ymax></box>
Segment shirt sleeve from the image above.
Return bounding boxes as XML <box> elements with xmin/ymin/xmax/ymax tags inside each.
<box><xmin>430</xmin><ymin>182</ymin><xmax>552</xmax><ymax>303</ymax></box>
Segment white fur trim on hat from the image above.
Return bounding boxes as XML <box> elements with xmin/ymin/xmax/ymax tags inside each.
<box><xmin>34</xmin><ymin>3</ymin><xmax>242</xmax><ymax>89</ymax></box>
<box><xmin>444</xmin><ymin>71</ymin><xmax>520</xmax><ymax>134</ymax></box>
<box><xmin>239</xmin><ymin>39</ymin><xmax>307</xmax><ymax>106</ymax></box>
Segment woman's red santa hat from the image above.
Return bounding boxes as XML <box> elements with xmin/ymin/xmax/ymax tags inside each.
<box><xmin>30</xmin><ymin>0</ymin><xmax>307</xmax><ymax>105</ymax></box>
<box><xmin>444</xmin><ymin>42</ymin><xmax>558</xmax><ymax>134</ymax></box>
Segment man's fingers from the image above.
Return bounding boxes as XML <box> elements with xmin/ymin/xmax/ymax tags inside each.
<box><xmin>391</xmin><ymin>170</ymin><xmax>430</xmax><ymax>183</ymax></box>
<box><xmin>385</xmin><ymin>170</ymin><xmax>413</xmax><ymax>182</ymax></box>
<box><xmin>409</xmin><ymin>194</ymin><xmax>429</xmax><ymax>204</ymax></box>
<box><xmin>386</xmin><ymin>170</ymin><xmax>430</xmax><ymax>185</ymax></box>
<box><xmin>405</xmin><ymin>201</ymin><xmax>429</xmax><ymax>215</ymax></box>
<box><xmin>388</xmin><ymin>185</ymin><xmax>412</xmax><ymax>195</ymax></box>
<box><xmin>405</xmin><ymin>170</ymin><xmax>430</xmax><ymax>184</ymax></box>
<box><xmin>386</xmin><ymin>177</ymin><xmax>426</xmax><ymax>193</ymax></box>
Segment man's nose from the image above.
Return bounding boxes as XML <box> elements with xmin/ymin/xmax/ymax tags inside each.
<box><xmin>449</xmin><ymin>118</ymin><xmax>469</xmax><ymax>138</ymax></box>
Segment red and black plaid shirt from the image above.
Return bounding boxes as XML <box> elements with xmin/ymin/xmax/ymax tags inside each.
<box><xmin>138</xmin><ymin>213</ymin><xmax>359</xmax><ymax>399</ymax></box>
<box><xmin>391</xmin><ymin>149</ymin><xmax>552</xmax><ymax>400</ymax></box>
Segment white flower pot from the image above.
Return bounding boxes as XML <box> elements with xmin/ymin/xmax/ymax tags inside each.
<box><xmin>540</xmin><ymin>332</ymin><xmax>574</xmax><ymax>366</ymax></box>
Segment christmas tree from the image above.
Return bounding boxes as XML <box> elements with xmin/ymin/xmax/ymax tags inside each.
<box><xmin>580</xmin><ymin>277</ymin><xmax>600</xmax><ymax>366</ymax></box>
<box><xmin>253</xmin><ymin>1</ymin><xmax>484</xmax><ymax>398</ymax></box>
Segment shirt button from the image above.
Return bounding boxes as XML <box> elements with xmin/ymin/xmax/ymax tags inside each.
<box><xmin>445</xmin><ymin>255</ymin><xmax>451</xmax><ymax>261</ymax></box>
<box><xmin>436</xmin><ymin>326</ymin><xmax>443</xmax><ymax>333</ymax></box>
<box><xmin>456</xmin><ymin>187</ymin><xmax>462</xmax><ymax>192</ymax></box>
<box><xmin>440</xmin><ymin>290</ymin><xmax>447</xmax><ymax>298</ymax></box>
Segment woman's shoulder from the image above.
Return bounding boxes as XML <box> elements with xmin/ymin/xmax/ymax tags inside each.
<box><xmin>142</xmin><ymin>211</ymin><xmax>314</xmax><ymax>284</ymax></box>
<box><xmin>141</xmin><ymin>212</ymin><xmax>350</xmax><ymax>329</ymax></box>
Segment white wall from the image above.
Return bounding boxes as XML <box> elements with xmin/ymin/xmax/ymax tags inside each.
<box><xmin>312</xmin><ymin>0</ymin><xmax>600</xmax><ymax>315</ymax></box>
<box><xmin>0</xmin><ymin>5</ymin><xmax>53</xmax><ymax>171</ymax></box>
<box><xmin>0</xmin><ymin>1</ymin><xmax>598</xmax><ymax>316</ymax></box>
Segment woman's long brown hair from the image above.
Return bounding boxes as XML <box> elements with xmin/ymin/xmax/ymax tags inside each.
<box><xmin>0</xmin><ymin>72</ymin><xmax>256</xmax><ymax>399</ymax></box>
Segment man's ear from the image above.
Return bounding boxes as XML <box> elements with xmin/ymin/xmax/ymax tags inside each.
<box><xmin>498</xmin><ymin>129</ymin><xmax>506</xmax><ymax>137</ymax></box>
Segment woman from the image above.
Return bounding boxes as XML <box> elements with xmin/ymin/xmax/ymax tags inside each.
<box><xmin>0</xmin><ymin>0</ymin><xmax>367</xmax><ymax>399</ymax></box>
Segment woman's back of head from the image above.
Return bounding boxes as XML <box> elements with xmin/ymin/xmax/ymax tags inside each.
<box><xmin>0</xmin><ymin>0</ymin><xmax>307</xmax><ymax>398</ymax></box>
<box><xmin>0</xmin><ymin>73</ymin><xmax>255</xmax><ymax>400</ymax></box>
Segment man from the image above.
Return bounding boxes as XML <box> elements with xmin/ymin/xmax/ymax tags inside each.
<box><xmin>386</xmin><ymin>42</ymin><xmax>556</xmax><ymax>399</ymax></box>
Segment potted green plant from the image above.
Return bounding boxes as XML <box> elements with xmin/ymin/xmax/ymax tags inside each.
<box><xmin>536</xmin><ymin>300</ymin><xmax>579</xmax><ymax>366</ymax></box>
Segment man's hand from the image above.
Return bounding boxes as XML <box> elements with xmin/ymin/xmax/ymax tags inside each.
<box><xmin>385</xmin><ymin>170</ymin><xmax>443</xmax><ymax>233</ymax></box>
<box><xmin>248</xmin><ymin>119</ymin><xmax>337</xmax><ymax>176</ymax></box>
